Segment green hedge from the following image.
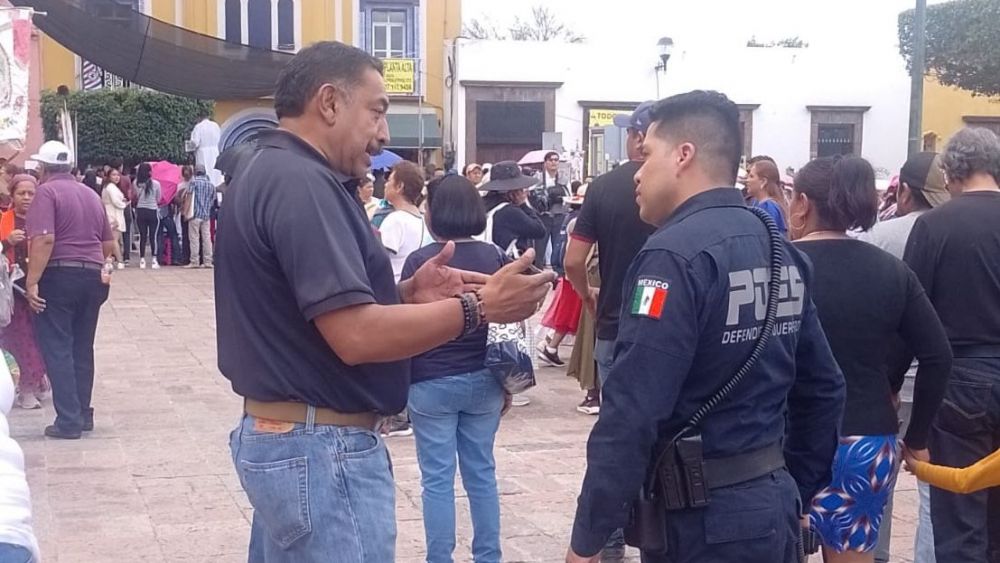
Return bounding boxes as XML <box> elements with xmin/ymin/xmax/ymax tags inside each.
<box><xmin>40</xmin><ymin>89</ymin><xmax>214</xmax><ymax>169</ymax></box>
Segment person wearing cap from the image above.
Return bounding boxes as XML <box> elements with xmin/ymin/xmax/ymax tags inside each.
<box><xmin>564</xmin><ymin>102</ymin><xmax>658</xmax><ymax>457</ymax></box>
<box><xmin>23</xmin><ymin>140</ymin><xmax>115</xmax><ymax>440</ymax></box>
<box><xmin>858</xmin><ymin>151</ymin><xmax>950</xmax><ymax>563</ymax></box>
<box><xmin>903</xmin><ymin>127</ymin><xmax>1000</xmax><ymax>563</ymax></box>
<box><xmin>859</xmin><ymin>152</ymin><xmax>950</xmax><ymax>260</ymax></box>
<box><xmin>566</xmin><ymin>91</ymin><xmax>845</xmax><ymax>563</ymax></box>
<box><xmin>788</xmin><ymin>156</ymin><xmax>951</xmax><ymax>562</ymax></box>
<box><xmin>463</xmin><ymin>162</ymin><xmax>484</xmax><ymax>186</ymax></box>
<box><xmin>184</xmin><ymin>163</ymin><xmax>215</xmax><ymax>268</ymax></box>
<box><xmin>214</xmin><ymin>42</ymin><xmax>553</xmax><ymax>561</ymax></box>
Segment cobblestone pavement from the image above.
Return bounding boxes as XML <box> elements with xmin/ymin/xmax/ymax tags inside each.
<box><xmin>8</xmin><ymin>268</ymin><xmax>922</xmax><ymax>562</ymax></box>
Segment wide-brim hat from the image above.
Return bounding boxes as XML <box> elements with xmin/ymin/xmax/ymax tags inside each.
<box><xmin>479</xmin><ymin>160</ymin><xmax>538</xmax><ymax>192</ymax></box>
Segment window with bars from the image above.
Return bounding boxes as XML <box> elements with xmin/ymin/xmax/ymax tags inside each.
<box><xmin>371</xmin><ymin>9</ymin><xmax>407</xmax><ymax>58</ymax></box>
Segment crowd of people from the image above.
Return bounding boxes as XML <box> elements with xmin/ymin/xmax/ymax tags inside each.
<box><xmin>1</xmin><ymin>39</ymin><xmax>1000</xmax><ymax>563</ymax></box>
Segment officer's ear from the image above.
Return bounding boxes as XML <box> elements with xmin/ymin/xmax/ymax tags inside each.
<box><xmin>676</xmin><ymin>142</ymin><xmax>697</xmax><ymax>172</ymax></box>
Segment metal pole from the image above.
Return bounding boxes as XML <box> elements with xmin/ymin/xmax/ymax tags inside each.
<box><xmin>908</xmin><ymin>0</ymin><xmax>927</xmax><ymax>156</ymax></box>
<box><xmin>655</xmin><ymin>67</ymin><xmax>661</xmax><ymax>98</ymax></box>
<box><xmin>417</xmin><ymin>57</ymin><xmax>424</xmax><ymax>169</ymax></box>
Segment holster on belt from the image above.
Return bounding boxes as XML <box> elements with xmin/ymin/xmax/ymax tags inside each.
<box><xmin>624</xmin><ymin>435</ymin><xmax>785</xmax><ymax>554</ymax></box>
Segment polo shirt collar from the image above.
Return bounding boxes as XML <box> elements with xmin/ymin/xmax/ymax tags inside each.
<box><xmin>257</xmin><ymin>129</ymin><xmax>355</xmax><ymax>185</ymax></box>
<box><xmin>662</xmin><ymin>187</ymin><xmax>746</xmax><ymax>230</ymax></box>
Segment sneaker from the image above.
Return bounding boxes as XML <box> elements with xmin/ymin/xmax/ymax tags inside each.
<box><xmin>511</xmin><ymin>395</ymin><xmax>530</xmax><ymax>407</ymax></box>
<box><xmin>139</xmin><ymin>258</ymin><xmax>147</xmax><ymax>269</ymax></box>
<box><xmin>16</xmin><ymin>392</ymin><xmax>41</xmax><ymax>410</ymax></box>
<box><xmin>576</xmin><ymin>395</ymin><xmax>600</xmax><ymax>415</ymax></box>
<box><xmin>537</xmin><ymin>346</ymin><xmax>565</xmax><ymax>367</ymax></box>
<box><xmin>183</xmin><ymin>263</ymin><xmax>199</xmax><ymax>269</ymax></box>
<box><xmin>202</xmin><ymin>263</ymin><xmax>214</xmax><ymax>269</ymax></box>
<box><xmin>381</xmin><ymin>419</ymin><xmax>413</xmax><ymax>438</ymax></box>
<box><xmin>116</xmin><ymin>262</ymin><xmax>125</xmax><ymax>270</ymax></box>
<box><xmin>151</xmin><ymin>259</ymin><xmax>160</xmax><ymax>270</ymax></box>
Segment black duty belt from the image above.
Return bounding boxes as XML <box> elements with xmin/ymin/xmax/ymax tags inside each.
<box><xmin>702</xmin><ymin>441</ymin><xmax>786</xmax><ymax>489</ymax></box>
<box><xmin>952</xmin><ymin>344</ymin><xmax>1000</xmax><ymax>359</ymax></box>
<box><xmin>48</xmin><ymin>260</ymin><xmax>102</xmax><ymax>271</ymax></box>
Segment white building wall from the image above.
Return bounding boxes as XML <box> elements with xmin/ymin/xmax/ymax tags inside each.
<box><xmin>451</xmin><ymin>38</ymin><xmax>910</xmax><ymax>176</ymax></box>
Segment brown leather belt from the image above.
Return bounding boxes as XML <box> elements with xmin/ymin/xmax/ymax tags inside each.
<box><xmin>244</xmin><ymin>398</ymin><xmax>378</xmax><ymax>429</ymax></box>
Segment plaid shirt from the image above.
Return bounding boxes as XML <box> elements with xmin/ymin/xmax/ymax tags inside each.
<box><xmin>189</xmin><ymin>175</ymin><xmax>216</xmax><ymax>220</ymax></box>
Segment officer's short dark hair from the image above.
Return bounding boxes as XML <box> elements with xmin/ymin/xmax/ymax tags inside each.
<box><xmin>108</xmin><ymin>157</ymin><xmax>123</xmax><ymax>171</ymax></box>
<box><xmin>274</xmin><ymin>41</ymin><xmax>383</xmax><ymax>120</ymax></box>
<box><xmin>648</xmin><ymin>90</ymin><xmax>743</xmax><ymax>185</ymax></box>
<box><xmin>794</xmin><ymin>156</ymin><xmax>878</xmax><ymax>232</ymax></box>
<box><xmin>426</xmin><ymin>175</ymin><xmax>487</xmax><ymax>239</ymax></box>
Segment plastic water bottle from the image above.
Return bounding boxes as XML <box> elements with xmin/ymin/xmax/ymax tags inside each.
<box><xmin>101</xmin><ymin>258</ymin><xmax>114</xmax><ymax>285</ymax></box>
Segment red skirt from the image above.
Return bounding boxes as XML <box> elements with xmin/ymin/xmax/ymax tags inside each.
<box><xmin>0</xmin><ymin>295</ymin><xmax>48</xmax><ymax>393</ymax></box>
<box><xmin>541</xmin><ymin>278</ymin><xmax>583</xmax><ymax>335</ymax></box>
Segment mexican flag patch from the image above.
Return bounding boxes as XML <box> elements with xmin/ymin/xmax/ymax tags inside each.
<box><xmin>631</xmin><ymin>278</ymin><xmax>669</xmax><ymax>319</ymax></box>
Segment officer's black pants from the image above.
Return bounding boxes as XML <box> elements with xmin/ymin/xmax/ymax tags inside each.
<box><xmin>929</xmin><ymin>356</ymin><xmax>1000</xmax><ymax>563</ymax></box>
<box><xmin>639</xmin><ymin>470</ymin><xmax>802</xmax><ymax>563</ymax></box>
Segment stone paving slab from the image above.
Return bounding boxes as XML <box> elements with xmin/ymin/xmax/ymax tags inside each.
<box><xmin>8</xmin><ymin>267</ymin><xmax>921</xmax><ymax>562</ymax></box>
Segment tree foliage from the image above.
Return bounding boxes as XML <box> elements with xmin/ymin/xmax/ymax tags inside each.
<box><xmin>746</xmin><ymin>35</ymin><xmax>809</xmax><ymax>48</ymax></box>
<box><xmin>899</xmin><ymin>0</ymin><xmax>1000</xmax><ymax>97</ymax></box>
<box><xmin>40</xmin><ymin>89</ymin><xmax>213</xmax><ymax>168</ymax></box>
<box><xmin>464</xmin><ymin>6</ymin><xmax>584</xmax><ymax>43</ymax></box>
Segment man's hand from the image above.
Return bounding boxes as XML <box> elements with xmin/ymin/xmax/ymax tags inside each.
<box><xmin>6</xmin><ymin>229</ymin><xmax>25</xmax><ymax>246</ymax></box>
<box><xmin>26</xmin><ymin>283</ymin><xmax>46</xmax><ymax>313</ymax></box>
<box><xmin>565</xmin><ymin>548</ymin><xmax>599</xmax><ymax>563</ymax></box>
<box><xmin>903</xmin><ymin>446</ymin><xmax>930</xmax><ymax>474</ymax></box>
<box><xmin>584</xmin><ymin>287</ymin><xmax>599</xmax><ymax>316</ymax></box>
<box><xmin>478</xmin><ymin>249</ymin><xmax>556</xmax><ymax>323</ymax></box>
<box><xmin>501</xmin><ymin>392</ymin><xmax>513</xmax><ymax>417</ymax></box>
<box><xmin>400</xmin><ymin>241</ymin><xmax>489</xmax><ymax>304</ymax></box>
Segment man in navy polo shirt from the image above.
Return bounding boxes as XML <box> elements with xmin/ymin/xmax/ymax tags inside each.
<box><xmin>216</xmin><ymin>41</ymin><xmax>554</xmax><ymax>562</ymax></box>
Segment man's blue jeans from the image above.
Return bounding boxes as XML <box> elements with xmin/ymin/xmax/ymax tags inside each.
<box><xmin>229</xmin><ymin>413</ymin><xmax>396</xmax><ymax>562</ymax></box>
<box><xmin>408</xmin><ymin>369</ymin><xmax>504</xmax><ymax>563</ymax></box>
<box><xmin>0</xmin><ymin>543</ymin><xmax>33</xmax><ymax>563</ymax></box>
<box><xmin>593</xmin><ymin>338</ymin><xmax>626</xmax><ymax>559</ymax></box>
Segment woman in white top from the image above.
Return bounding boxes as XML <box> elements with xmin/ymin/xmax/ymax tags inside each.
<box><xmin>378</xmin><ymin>161</ymin><xmax>427</xmax><ymax>283</ymax></box>
<box><xmin>101</xmin><ymin>168</ymin><xmax>128</xmax><ymax>269</ymax></box>
<box><xmin>0</xmin><ymin>359</ymin><xmax>41</xmax><ymax>562</ymax></box>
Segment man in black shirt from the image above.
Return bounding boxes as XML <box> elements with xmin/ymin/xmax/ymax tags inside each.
<box><xmin>903</xmin><ymin>126</ymin><xmax>1000</xmax><ymax>563</ymax></box>
<box><xmin>563</xmin><ymin>101</ymin><xmax>656</xmax><ymax>563</ymax></box>
<box><xmin>215</xmin><ymin>42</ymin><xmax>554</xmax><ymax>561</ymax></box>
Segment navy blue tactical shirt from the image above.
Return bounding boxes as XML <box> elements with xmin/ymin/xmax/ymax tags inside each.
<box><xmin>214</xmin><ymin>130</ymin><xmax>408</xmax><ymax>415</ymax></box>
<box><xmin>570</xmin><ymin>188</ymin><xmax>846</xmax><ymax>556</ymax></box>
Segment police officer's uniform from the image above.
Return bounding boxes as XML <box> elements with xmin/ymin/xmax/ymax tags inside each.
<box><xmin>569</xmin><ymin>188</ymin><xmax>846</xmax><ymax>562</ymax></box>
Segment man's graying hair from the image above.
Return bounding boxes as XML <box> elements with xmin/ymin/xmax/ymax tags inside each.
<box><xmin>274</xmin><ymin>41</ymin><xmax>383</xmax><ymax>120</ymax></box>
<box><xmin>941</xmin><ymin>127</ymin><xmax>1000</xmax><ymax>185</ymax></box>
<box><xmin>45</xmin><ymin>164</ymin><xmax>73</xmax><ymax>175</ymax></box>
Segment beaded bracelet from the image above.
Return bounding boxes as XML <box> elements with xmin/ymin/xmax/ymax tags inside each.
<box><xmin>457</xmin><ymin>292</ymin><xmax>480</xmax><ymax>337</ymax></box>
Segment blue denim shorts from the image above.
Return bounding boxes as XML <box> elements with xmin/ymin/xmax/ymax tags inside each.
<box><xmin>809</xmin><ymin>434</ymin><xmax>900</xmax><ymax>553</ymax></box>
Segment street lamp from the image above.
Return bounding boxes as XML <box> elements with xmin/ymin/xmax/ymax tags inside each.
<box><xmin>655</xmin><ymin>36</ymin><xmax>674</xmax><ymax>98</ymax></box>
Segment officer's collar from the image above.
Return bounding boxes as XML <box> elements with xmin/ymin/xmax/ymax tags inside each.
<box><xmin>661</xmin><ymin>187</ymin><xmax>746</xmax><ymax>230</ymax></box>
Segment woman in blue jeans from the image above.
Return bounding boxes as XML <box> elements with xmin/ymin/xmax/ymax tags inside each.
<box><xmin>401</xmin><ymin>175</ymin><xmax>512</xmax><ymax>563</ymax></box>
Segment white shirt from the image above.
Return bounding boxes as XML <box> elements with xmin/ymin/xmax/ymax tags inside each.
<box><xmin>190</xmin><ymin>119</ymin><xmax>222</xmax><ymax>186</ymax></box>
<box><xmin>101</xmin><ymin>183</ymin><xmax>128</xmax><ymax>233</ymax></box>
<box><xmin>379</xmin><ymin>210</ymin><xmax>426</xmax><ymax>283</ymax></box>
<box><xmin>856</xmin><ymin>210</ymin><xmax>926</xmax><ymax>259</ymax></box>
<box><xmin>0</xmin><ymin>364</ymin><xmax>40</xmax><ymax>561</ymax></box>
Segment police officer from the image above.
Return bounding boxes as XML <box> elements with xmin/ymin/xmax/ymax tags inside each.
<box><xmin>565</xmin><ymin>91</ymin><xmax>846</xmax><ymax>563</ymax></box>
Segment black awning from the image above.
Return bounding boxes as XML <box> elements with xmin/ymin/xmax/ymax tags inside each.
<box><xmin>386</xmin><ymin>113</ymin><xmax>442</xmax><ymax>149</ymax></box>
<box><xmin>13</xmin><ymin>0</ymin><xmax>292</xmax><ymax>99</ymax></box>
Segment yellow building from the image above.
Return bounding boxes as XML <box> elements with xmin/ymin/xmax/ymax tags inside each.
<box><xmin>922</xmin><ymin>77</ymin><xmax>1000</xmax><ymax>152</ymax></box>
<box><xmin>39</xmin><ymin>0</ymin><xmax>460</xmax><ymax>159</ymax></box>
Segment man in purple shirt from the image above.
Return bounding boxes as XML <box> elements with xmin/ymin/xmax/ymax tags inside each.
<box><xmin>25</xmin><ymin>141</ymin><xmax>115</xmax><ymax>440</ymax></box>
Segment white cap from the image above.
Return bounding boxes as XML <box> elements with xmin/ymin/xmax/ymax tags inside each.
<box><xmin>30</xmin><ymin>140</ymin><xmax>74</xmax><ymax>166</ymax></box>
